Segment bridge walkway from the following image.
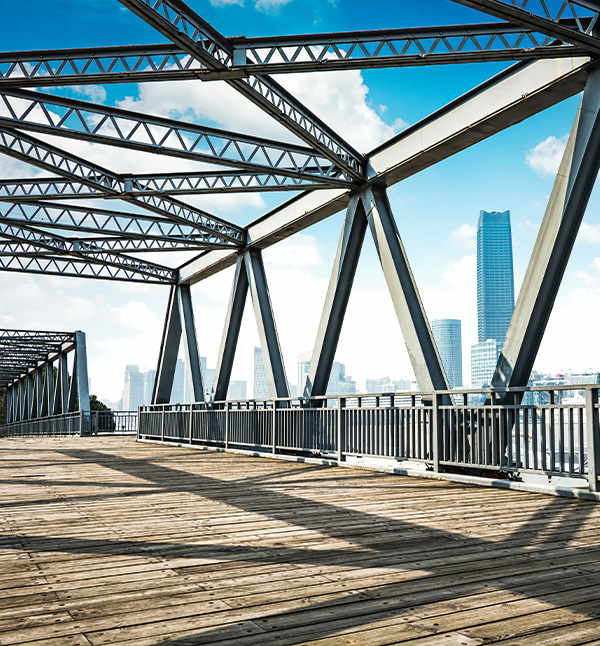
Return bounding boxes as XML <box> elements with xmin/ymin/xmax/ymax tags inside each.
<box><xmin>1</xmin><ymin>437</ymin><xmax>600</xmax><ymax>645</ymax></box>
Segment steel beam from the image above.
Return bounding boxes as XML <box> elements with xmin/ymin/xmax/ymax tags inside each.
<box><xmin>0</xmin><ymin>172</ymin><xmax>346</xmax><ymax>202</ymax></box>
<box><xmin>178</xmin><ymin>285</ymin><xmax>204</xmax><ymax>403</ymax></box>
<box><xmin>211</xmin><ymin>256</ymin><xmax>249</xmax><ymax>402</ymax></box>
<box><xmin>493</xmin><ymin>65</ymin><xmax>600</xmax><ymax>390</ymax></box>
<box><xmin>0</xmin><ymin>26</ymin><xmax>585</xmax><ymax>85</ymax></box>
<box><xmin>153</xmin><ymin>285</ymin><xmax>182</xmax><ymax>404</ymax></box>
<box><xmin>364</xmin><ymin>185</ymin><xmax>450</xmax><ymax>394</ymax></box>
<box><xmin>452</xmin><ymin>1</ymin><xmax>600</xmax><ymax>54</ymax></box>
<box><xmin>305</xmin><ymin>194</ymin><xmax>368</xmax><ymax>397</ymax></box>
<box><xmin>117</xmin><ymin>0</ymin><xmax>364</xmax><ymax>180</ymax></box>
<box><xmin>244</xmin><ymin>248</ymin><xmax>289</xmax><ymax>399</ymax></box>
<box><xmin>0</xmin><ymin>89</ymin><xmax>342</xmax><ymax>182</ymax></box>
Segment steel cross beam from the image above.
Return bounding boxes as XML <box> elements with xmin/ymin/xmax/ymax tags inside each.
<box><xmin>452</xmin><ymin>0</ymin><xmax>600</xmax><ymax>54</ymax></box>
<box><xmin>0</xmin><ymin>128</ymin><xmax>246</xmax><ymax>245</ymax></box>
<box><xmin>0</xmin><ymin>221</ymin><xmax>221</xmax><ymax>255</ymax></box>
<box><xmin>0</xmin><ymin>252</ymin><xmax>177</xmax><ymax>283</ymax></box>
<box><xmin>0</xmin><ymin>221</ymin><xmax>177</xmax><ymax>282</ymax></box>
<box><xmin>117</xmin><ymin>0</ymin><xmax>364</xmax><ymax>180</ymax></box>
<box><xmin>0</xmin><ymin>88</ymin><xmax>344</xmax><ymax>183</ymax></box>
<box><xmin>0</xmin><ymin>171</ymin><xmax>349</xmax><ymax>202</ymax></box>
<box><xmin>0</xmin><ymin>25</ymin><xmax>585</xmax><ymax>86</ymax></box>
<box><xmin>0</xmin><ymin>201</ymin><xmax>235</xmax><ymax>246</ymax></box>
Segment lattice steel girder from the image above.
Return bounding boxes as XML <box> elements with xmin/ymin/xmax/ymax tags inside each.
<box><xmin>0</xmin><ymin>171</ymin><xmax>347</xmax><ymax>202</ymax></box>
<box><xmin>0</xmin><ymin>251</ymin><xmax>177</xmax><ymax>283</ymax></box>
<box><xmin>0</xmin><ymin>44</ymin><xmax>208</xmax><ymax>88</ymax></box>
<box><xmin>0</xmin><ymin>88</ymin><xmax>345</xmax><ymax>182</ymax></box>
<box><xmin>0</xmin><ymin>26</ymin><xmax>587</xmax><ymax>86</ymax></box>
<box><xmin>234</xmin><ymin>22</ymin><xmax>586</xmax><ymax>73</ymax></box>
<box><xmin>0</xmin><ymin>201</ymin><xmax>235</xmax><ymax>246</ymax></box>
<box><xmin>0</xmin><ymin>127</ymin><xmax>246</xmax><ymax>244</ymax></box>
<box><xmin>0</xmin><ymin>220</ymin><xmax>227</xmax><ymax>255</ymax></box>
<box><xmin>0</xmin><ymin>329</ymin><xmax>75</xmax><ymax>343</ymax></box>
<box><xmin>180</xmin><ymin>56</ymin><xmax>592</xmax><ymax>285</ymax></box>
<box><xmin>117</xmin><ymin>0</ymin><xmax>364</xmax><ymax>180</ymax></box>
<box><xmin>452</xmin><ymin>0</ymin><xmax>600</xmax><ymax>54</ymax></box>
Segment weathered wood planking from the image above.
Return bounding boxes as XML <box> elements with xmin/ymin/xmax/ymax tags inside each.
<box><xmin>0</xmin><ymin>436</ymin><xmax>599</xmax><ymax>646</ymax></box>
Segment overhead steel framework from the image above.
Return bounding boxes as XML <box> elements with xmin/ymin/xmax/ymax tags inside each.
<box><xmin>1</xmin><ymin>0</ymin><xmax>600</xmax><ymax>406</ymax></box>
<box><xmin>0</xmin><ymin>329</ymin><xmax>90</xmax><ymax>422</ymax></box>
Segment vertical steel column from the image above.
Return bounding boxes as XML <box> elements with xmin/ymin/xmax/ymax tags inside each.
<box><xmin>153</xmin><ymin>285</ymin><xmax>182</xmax><ymax>405</ymax></box>
<box><xmin>68</xmin><ymin>355</ymin><xmax>78</xmax><ymax>413</ymax></box>
<box><xmin>211</xmin><ymin>256</ymin><xmax>249</xmax><ymax>402</ymax></box>
<box><xmin>305</xmin><ymin>195</ymin><xmax>368</xmax><ymax>398</ymax></box>
<box><xmin>54</xmin><ymin>353</ymin><xmax>69</xmax><ymax>415</ymax></box>
<box><xmin>74</xmin><ymin>331</ymin><xmax>91</xmax><ymax>413</ymax></box>
<box><xmin>244</xmin><ymin>248</ymin><xmax>290</xmax><ymax>399</ymax></box>
<box><xmin>364</xmin><ymin>185</ymin><xmax>450</xmax><ymax>395</ymax></box>
<box><xmin>25</xmin><ymin>373</ymin><xmax>34</xmax><ymax>420</ymax></box>
<box><xmin>493</xmin><ymin>67</ymin><xmax>600</xmax><ymax>390</ymax></box>
<box><xmin>43</xmin><ymin>363</ymin><xmax>54</xmax><ymax>417</ymax></box>
<box><xmin>5</xmin><ymin>387</ymin><xmax>12</xmax><ymax>423</ymax></box>
<box><xmin>17</xmin><ymin>379</ymin><xmax>25</xmax><ymax>422</ymax></box>
<box><xmin>34</xmin><ymin>368</ymin><xmax>43</xmax><ymax>418</ymax></box>
<box><xmin>178</xmin><ymin>285</ymin><xmax>205</xmax><ymax>403</ymax></box>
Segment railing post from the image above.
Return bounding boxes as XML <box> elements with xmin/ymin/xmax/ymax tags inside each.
<box><xmin>161</xmin><ymin>406</ymin><xmax>165</xmax><ymax>442</ymax></box>
<box><xmin>337</xmin><ymin>397</ymin><xmax>346</xmax><ymax>462</ymax></box>
<box><xmin>272</xmin><ymin>400</ymin><xmax>277</xmax><ymax>454</ymax></box>
<box><xmin>225</xmin><ymin>402</ymin><xmax>230</xmax><ymax>449</ymax></box>
<box><xmin>432</xmin><ymin>392</ymin><xmax>443</xmax><ymax>473</ymax></box>
<box><xmin>585</xmin><ymin>386</ymin><xmax>599</xmax><ymax>492</ymax></box>
<box><xmin>188</xmin><ymin>404</ymin><xmax>193</xmax><ymax>444</ymax></box>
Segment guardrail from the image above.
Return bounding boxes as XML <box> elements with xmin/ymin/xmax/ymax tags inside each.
<box><xmin>0</xmin><ymin>410</ymin><xmax>138</xmax><ymax>437</ymax></box>
<box><xmin>138</xmin><ymin>385</ymin><xmax>600</xmax><ymax>493</ymax></box>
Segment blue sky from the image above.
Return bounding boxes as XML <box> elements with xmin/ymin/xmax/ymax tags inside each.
<box><xmin>0</xmin><ymin>1</ymin><xmax>598</xmax><ymax>402</ymax></box>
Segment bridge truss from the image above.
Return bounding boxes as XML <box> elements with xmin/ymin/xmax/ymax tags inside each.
<box><xmin>2</xmin><ymin>0</ymin><xmax>600</xmax><ymax>429</ymax></box>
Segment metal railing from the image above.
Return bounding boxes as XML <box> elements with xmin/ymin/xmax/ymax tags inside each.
<box><xmin>138</xmin><ymin>385</ymin><xmax>600</xmax><ymax>492</ymax></box>
<box><xmin>0</xmin><ymin>410</ymin><xmax>138</xmax><ymax>437</ymax></box>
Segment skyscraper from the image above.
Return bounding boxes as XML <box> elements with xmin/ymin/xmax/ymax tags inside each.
<box><xmin>432</xmin><ymin>319</ymin><xmax>462</xmax><ymax>388</ymax></box>
<box><xmin>172</xmin><ymin>359</ymin><xmax>185</xmax><ymax>402</ymax></box>
<box><xmin>477</xmin><ymin>210</ymin><xmax>515</xmax><ymax>344</ymax></box>
<box><xmin>471</xmin><ymin>210</ymin><xmax>515</xmax><ymax>387</ymax></box>
<box><xmin>122</xmin><ymin>365</ymin><xmax>144</xmax><ymax>411</ymax></box>
<box><xmin>253</xmin><ymin>347</ymin><xmax>270</xmax><ymax>399</ymax></box>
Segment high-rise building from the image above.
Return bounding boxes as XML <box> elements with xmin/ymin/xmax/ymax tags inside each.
<box><xmin>297</xmin><ymin>351</ymin><xmax>311</xmax><ymax>396</ymax></box>
<box><xmin>143</xmin><ymin>369</ymin><xmax>156</xmax><ymax>405</ymax></box>
<box><xmin>432</xmin><ymin>319</ymin><xmax>462</xmax><ymax>388</ymax></box>
<box><xmin>122</xmin><ymin>364</ymin><xmax>144</xmax><ymax>411</ymax></box>
<box><xmin>471</xmin><ymin>339</ymin><xmax>501</xmax><ymax>389</ymax></box>
<box><xmin>296</xmin><ymin>353</ymin><xmax>356</xmax><ymax>397</ymax></box>
<box><xmin>253</xmin><ymin>347</ymin><xmax>270</xmax><ymax>399</ymax></box>
<box><xmin>471</xmin><ymin>210</ymin><xmax>515</xmax><ymax>388</ymax></box>
<box><xmin>228</xmin><ymin>380</ymin><xmax>247</xmax><ymax>400</ymax></box>
<box><xmin>477</xmin><ymin>210</ymin><xmax>515</xmax><ymax>344</ymax></box>
<box><xmin>172</xmin><ymin>359</ymin><xmax>185</xmax><ymax>402</ymax></box>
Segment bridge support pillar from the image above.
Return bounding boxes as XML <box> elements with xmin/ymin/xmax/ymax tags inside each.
<box><xmin>493</xmin><ymin>66</ymin><xmax>600</xmax><ymax>391</ymax></box>
<box><xmin>212</xmin><ymin>256</ymin><xmax>248</xmax><ymax>402</ymax></box>
<box><xmin>305</xmin><ymin>194</ymin><xmax>367</xmax><ymax>398</ymax></box>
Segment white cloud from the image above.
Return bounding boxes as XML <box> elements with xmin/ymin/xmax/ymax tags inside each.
<box><xmin>525</xmin><ymin>134</ymin><xmax>568</xmax><ymax>177</ymax></box>
<box><xmin>518</xmin><ymin>220</ymin><xmax>541</xmax><ymax>235</ymax></box>
<box><xmin>264</xmin><ymin>233</ymin><xmax>322</xmax><ymax>267</ymax></box>
<box><xmin>578</xmin><ymin>222</ymin><xmax>600</xmax><ymax>243</ymax></box>
<box><xmin>448</xmin><ymin>224</ymin><xmax>476</xmax><ymax>249</ymax></box>
<box><xmin>255</xmin><ymin>0</ymin><xmax>293</xmax><ymax>10</ymax></box>
<box><xmin>70</xmin><ymin>85</ymin><xmax>107</xmax><ymax>103</ymax></box>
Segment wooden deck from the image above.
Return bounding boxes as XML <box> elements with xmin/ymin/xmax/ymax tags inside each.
<box><xmin>1</xmin><ymin>438</ymin><xmax>600</xmax><ymax>646</ymax></box>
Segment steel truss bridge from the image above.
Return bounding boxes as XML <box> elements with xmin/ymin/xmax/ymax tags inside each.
<box><xmin>3</xmin><ymin>0</ymin><xmax>600</xmax><ymax>495</ymax></box>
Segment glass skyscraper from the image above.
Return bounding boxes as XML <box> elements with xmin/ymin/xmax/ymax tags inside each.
<box><xmin>477</xmin><ymin>210</ymin><xmax>515</xmax><ymax>344</ymax></box>
<box><xmin>253</xmin><ymin>347</ymin><xmax>270</xmax><ymax>399</ymax></box>
<box><xmin>432</xmin><ymin>319</ymin><xmax>462</xmax><ymax>388</ymax></box>
<box><xmin>471</xmin><ymin>210</ymin><xmax>515</xmax><ymax>388</ymax></box>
